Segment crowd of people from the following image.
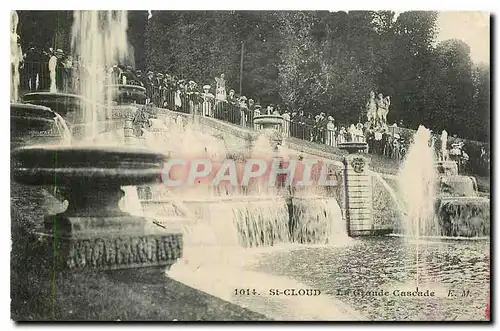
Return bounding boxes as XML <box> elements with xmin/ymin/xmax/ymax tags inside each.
<box><xmin>19</xmin><ymin>45</ymin><xmax>141</xmax><ymax>93</ymax></box>
<box><xmin>18</xmin><ymin>52</ymin><xmax>490</xmax><ymax>176</ymax></box>
<box><xmin>129</xmin><ymin>69</ymin><xmax>488</xmax><ymax>174</ymax></box>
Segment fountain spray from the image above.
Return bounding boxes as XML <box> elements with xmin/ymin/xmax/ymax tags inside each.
<box><xmin>71</xmin><ymin>10</ymin><xmax>129</xmax><ymax>141</ymax></box>
<box><xmin>398</xmin><ymin>125</ymin><xmax>438</xmax><ymax>237</ymax></box>
<box><xmin>441</xmin><ymin>130</ymin><xmax>448</xmax><ymax>161</ymax></box>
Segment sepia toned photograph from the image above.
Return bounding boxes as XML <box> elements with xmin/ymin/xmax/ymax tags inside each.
<box><xmin>9</xmin><ymin>9</ymin><xmax>490</xmax><ymax>322</ymax></box>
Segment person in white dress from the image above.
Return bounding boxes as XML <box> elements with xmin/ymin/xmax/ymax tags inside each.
<box><xmin>215</xmin><ymin>73</ymin><xmax>226</xmax><ymax>101</ymax></box>
<box><xmin>338</xmin><ymin>126</ymin><xmax>347</xmax><ymax>144</ymax></box>
<box><xmin>202</xmin><ymin>85</ymin><xmax>214</xmax><ymax>117</ymax></box>
<box><xmin>355</xmin><ymin>123</ymin><xmax>364</xmax><ymax>142</ymax></box>
<box><xmin>348</xmin><ymin>124</ymin><xmax>357</xmax><ymax>142</ymax></box>
<box><xmin>239</xmin><ymin>96</ymin><xmax>248</xmax><ymax>126</ymax></box>
<box><xmin>282</xmin><ymin>110</ymin><xmax>291</xmax><ymax>137</ymax></box>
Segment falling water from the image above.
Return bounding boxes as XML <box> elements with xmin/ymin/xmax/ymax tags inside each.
<box><xmin>371</xmin><ymin>172</ymin><xmax>406</xmax><ymax>231</ymax></box>
<box><xmin>71</xmin><ymin>10</ymin><xmax>129</xmax><ymax>140</ymax></box>
<box><xmin>290</xmin><ymin>195</ymin><xmax>346</xmax><ymax>244</ymax></box>
<box><xmin>132</xmin><ymin>111</ymin><xmax>349</xmax><ymax>318</ymax></box>
<box><xmin>398</xmin><ymin>125</ymin><xmax>438</xmax><ymax>237</ymax></box>
<box><xmin>10</xmin><ymin>10</ymin><xmax>22</xmax><ymax>103</ymax></box>
<box><xmin>124</xmin><ymin>112</ymin><xmax>355</xmax><ymax>318</ymax></box>
<box><xmin>138</xmin><ymin>113</ymin><xmax>346</xmax><ymax>247</ymax></box>
<box><xmin>70</xmin><ymin>10</ymin><xmax>143</xmax><ymax>214</ymax></box>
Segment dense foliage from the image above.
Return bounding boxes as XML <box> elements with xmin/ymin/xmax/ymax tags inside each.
<box><xmin>142</xmin><ymin>11</ymin><xmax>489</xmax><ymax>141</ymax></box>
<box><xmin>16</xmin><ymin>10</ymin><xmax>490</xmax><ymax>141</ymax></box>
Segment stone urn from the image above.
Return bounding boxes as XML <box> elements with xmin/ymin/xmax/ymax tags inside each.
<box><xmin>253</xmin><ymin>114</ymin><xmax>284</xmax><ymax>150</ymax></box>
<box><xmin>11</xmin><ymin>144</ymin><xmax>182</xmax><ymax>270</ymax></box>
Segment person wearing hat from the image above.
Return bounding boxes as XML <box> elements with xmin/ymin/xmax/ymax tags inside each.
<box><xmin>153</xmin><ymin>73</ymin><xmax>164</xmax><ymax>106</ymax></box>
<box><xmin>134</xmin><ymin>68</ymin><xmax>144</xmax><ymax>87</ymax></box>
<box><xmin>238</xmin><ymin>95</ymin><xmax>247</xmax><ymax>107</ymax></box>
<box><xmin>155</xmin><ymin>72</ymin><xmax>164</xmax><ymax>86</ymax></box>
<box><xmin>23</xmin><ymin>44</ymin><xmax>39</xmax><ymax>91</ymax></box>
<box><xmin>109</xmin><ymin>64</ymin><xmax>122</xmax><ymax>84</ymax></box>
<box><xmin>161</xmin><ymin>74</ymin><xmax>173</xmax><ymax>108</ymax></box>
<box><xmin>390</xmin><ymin>133</ymin><xmax>401</xmax><ymax>160</ymax></box>
<box><xmin>338</xmin><ymin>126</ymin><xmax>347</xmax><ymax>144</ymax></box>
<box><xmin>311</xmin><ymin>114</ymin><xmax>321</xmax><ymax>142</ymax></box>
<box><xmin>144</xmin><ymin>71</ymin><xmax>155</xmax><ymax>102</ymax></box>
<box><xmin>450</xmin><ymin>142</ymin><xmax>463</xmax><ymax>157</ymax></box>
<box><xmin>245</xmin><ymin>99</ymin><xmax>256</xmax><ymax>128</ymax></box>
<box><xmin>185</xmin><ymin>80</ymin><xmax>200</xmax><ymax>114</ymax></box>
<box><xmin>318</xmin><ymin>112</ymin><xmax>328</xmax><ymax>143</ymax></box>
<box><xmin>225</xmin><ymin>89</ymin><xmax>240</xmax><ymax>124</ymax></box>
<box><xmin>135</xmin><ymin>69</ymin><xmax>143</xmax><ymax>80</ymax></box>
<box><xmin>355</xmin><ymin>122</ymin><xmax>364</xmax><ymax>143</ymax></box>
<box><xmin>119</xmin><ymin>65</ymin><xmax>139</xmax><ymax>86</ymax></box>
<box><xmin>238</xmin><ymin>96</ymin><xmax>249</xmax><ymax>126</ymax></box>
<box><xmin>202</xmin><ymin>84</ymin><xmax>214</xmax><ymax>117</ymax></box>
<box><xmin>303</xmin><ymin>113</ymin><xmax>314</xmax><ymax>142</ymax></box>
<box><xmin>174</xmin><ymin>79</ymin><xmax>185</xmax><ymax>110</ymax></box>
<box><xmin>56</xmin><ymin>48</ymin><xmax>69</xmax><ymax>92</ymax></box>
<box><xmin>227</xmin><ymin>89</ymin><xmax>237</xmax><ymax>104</ymax></box>
<box><xmin>281</xmin><ymin>108</ymin><xmax>291</xmax><ymax>137</ymax></box>
<box><xmin>251</xmin><ymin>104</ymin><xmax>262</xmax><ymax>129</ymax></box>
<box><xmin>52</xmin><ymin>48</ymin><xmax>66</xmax><ymax>92</ymax></box>
<box><xmin>62</xmin><ymin>54</ymin><xmax>73</xmax><ymax>93</ymax></box>
<box><xmin>266</xmin><ymin>104</ymin><xmax>274</xmax><ymax>115</ymax></box>
<box><xmin>248</xmin><ymin>99</ymin><xmax>255</xmax><ymax>111</ymax></box>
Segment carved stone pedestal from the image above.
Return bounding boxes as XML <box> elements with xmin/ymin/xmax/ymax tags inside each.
<box><xmin>43</xmin><ymin>217</ymin><xmax>182</xmax><ymax>270</ymax></box>
<box><xmin>338</xmin><ymin>142</ymin><xmax>374</xmax><ymax>236</ymax></box>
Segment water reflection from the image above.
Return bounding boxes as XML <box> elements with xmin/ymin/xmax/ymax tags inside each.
<box><xmin>251</xmin><ymin>237</ymin><xmax>489</xmax><ymax>320</ymax></box>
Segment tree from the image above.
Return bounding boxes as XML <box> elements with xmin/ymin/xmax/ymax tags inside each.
<box><xmin>16</xmin><ymin>10</ymin><xmax>489</xmax><ymax>142</ymax></box>
<box><xmin>471</xmin><ymin>63</ymin><xmax>490</xmax><ymax>141</ymax></box>
<box><xmin>379</xmin><ymin>11</ymin><xmax>438</xmax><ymax>127</ymax></box>
<box><xmin>17</xmin><ymin>11</ymin><xmax>73</xmax><ymax>51</ymax></box>
<box><xmin>426</xmin><ymin>39</ymin><xmax>476</xmax><ymax>138</ymax></box>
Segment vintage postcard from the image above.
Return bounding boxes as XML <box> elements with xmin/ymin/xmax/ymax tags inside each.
<box><xmin>10</xmin><ymin>9</ymin><xmax>490</xmax><ymax>321</ymax></box>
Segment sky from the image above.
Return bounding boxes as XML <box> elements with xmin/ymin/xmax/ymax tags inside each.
<box><xmin>435</xmin><ymin>11</ymin><xmax>490</xmax><ymax>65</ymax></box>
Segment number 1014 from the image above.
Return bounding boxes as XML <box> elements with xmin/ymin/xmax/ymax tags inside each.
<box><xmin>234</xmin><ymin>288</ymin><xmax>258</xmax><ymax>296</ymax></box>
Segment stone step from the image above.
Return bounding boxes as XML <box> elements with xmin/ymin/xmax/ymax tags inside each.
<box><xmin>349</xmin><ymin>225</ymin><xmax>374</xmax><ymax>231</ymax></box>
<box><xmin>345</xmin><ymin>177</ymin><xmax>370</xmax><ymax>181</ymax></box>
<box><xmin>349</xmin><ymin>219</ymin><xmax>373</xmax><ymax>224</ymax></box>
<box><xmin>347</xmin><ymin>197</ymin><xmax>372</xmax><ymax>203</ymax></box>
<box><xmin>348</xmin><ymin>214</ymin><xmax>373</xmax><ymax>218</ymax></box>
<box><xmin>348</xmin><ymin>204</ymin><xmax>371</xmax><ymax>209</ymax></box>
<box><xmin>345</xmin><ymin>189</ymin><xmax>372</xmax><ymax>194</ymax></box>
<box><xmin>346</xmin><ymin>181</ymin><xmax>371</xmax><ymax>186</ymax></box>
<box><xmin>348</xmin><ymin>213</ymin><xmax>373</xmax><ymax>219</ymax></box>
<box><xmin>347</xmin><ymin>194</ymin><xmax>372</xmax><ymax>199</ymax></box>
